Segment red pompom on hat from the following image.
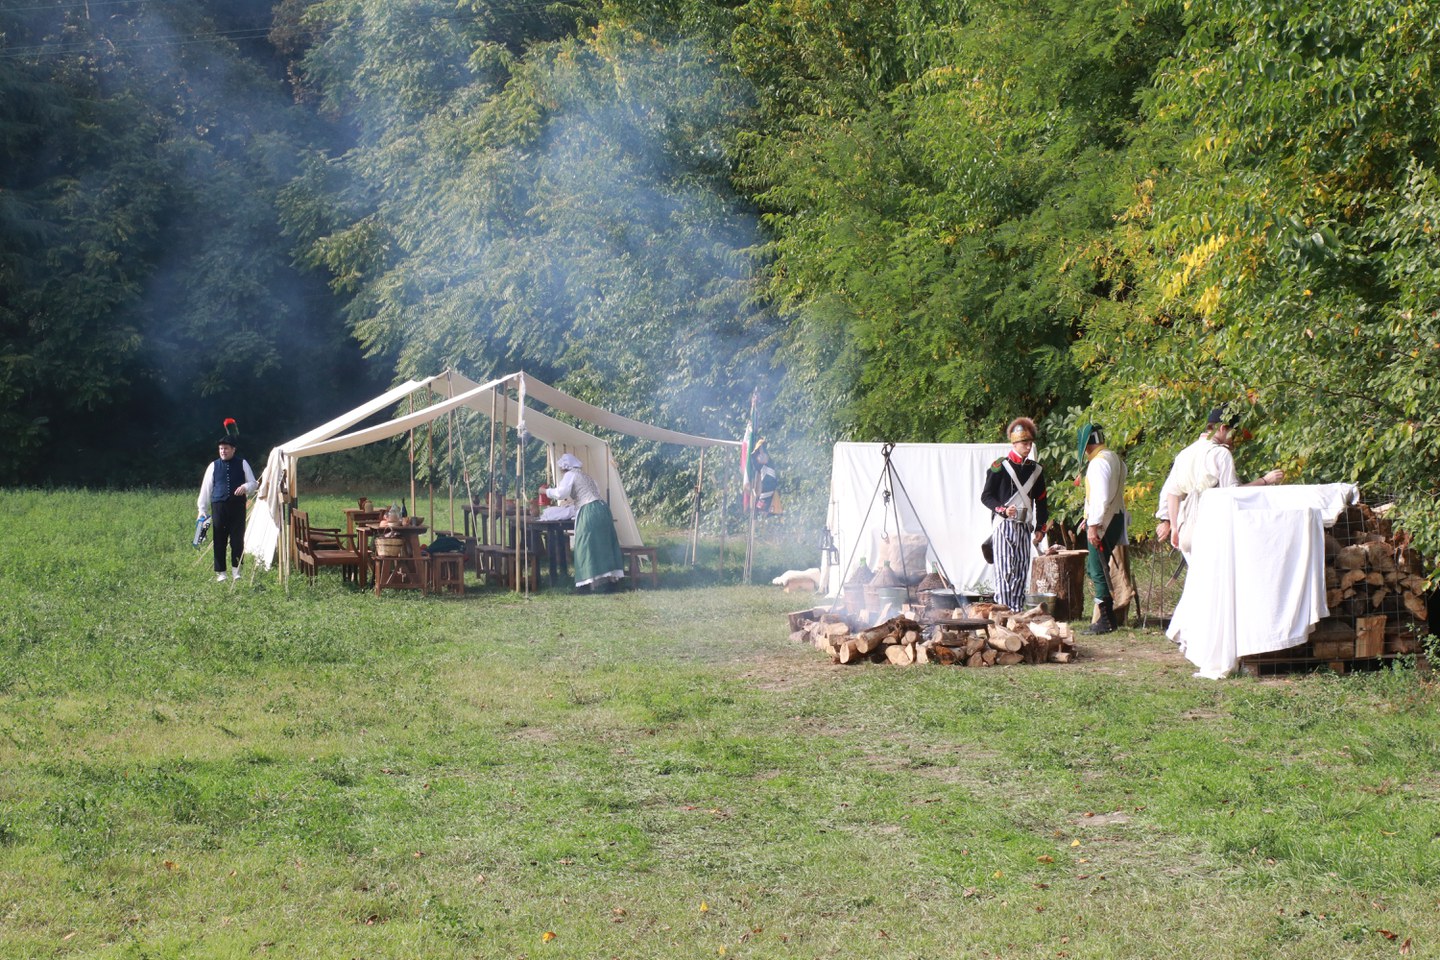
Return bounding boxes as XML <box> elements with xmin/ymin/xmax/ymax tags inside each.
<box><xmin>218</xmin><ymin>418</ymin><xmax>240</xmax><ymax>447</ymax></box>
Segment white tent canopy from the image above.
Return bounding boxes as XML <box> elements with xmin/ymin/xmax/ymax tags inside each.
<box><xmin>824</xmin><ymin>442</ymin><xmax>1017</xmax><ymax>596</ymax></box>
<box><xmin>246</xmin><ymin>370</ymin><xmax>741</xmax><ymax>576</ymax></box>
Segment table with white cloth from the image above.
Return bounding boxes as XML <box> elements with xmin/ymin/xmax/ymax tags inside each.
<box><xmin>1167</xmin><ymin>483</ymin><xmax>1360</xmax><ymax>679</ymax></box>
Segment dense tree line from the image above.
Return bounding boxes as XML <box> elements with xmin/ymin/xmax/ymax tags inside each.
<box><xmin>4</xmin><ymin>0</ymin><xmax>1439</xmax><ymax>561</ymax></box>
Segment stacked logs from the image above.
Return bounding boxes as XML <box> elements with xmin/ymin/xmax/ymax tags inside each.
<box><xmin>788</xmin><ymin>607</ymin><xmax>1078</xmax><ymax>667</ymax></box>
<box><xmin>1316</xmin><ymin>502</ymin><xmax>1430</xmax><ymax>659</ymax></box>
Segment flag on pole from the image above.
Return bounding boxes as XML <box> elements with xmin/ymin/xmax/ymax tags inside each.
<box><xmin>739</xmin><ymin>389</ymin><xmax>757</xmax><ymax>508</ymax></box>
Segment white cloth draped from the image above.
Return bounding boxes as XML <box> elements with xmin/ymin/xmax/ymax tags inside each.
<box><xmin>1168</xmin><ymin>483</ymin><xmax>1359</xmax><ymax>678</ymax></box>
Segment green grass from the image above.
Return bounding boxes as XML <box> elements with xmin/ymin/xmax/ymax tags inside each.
<box><xmin>1</xmin><ymin>489</ymin><xmax>1438</xmax><ymax>958</ymax></box>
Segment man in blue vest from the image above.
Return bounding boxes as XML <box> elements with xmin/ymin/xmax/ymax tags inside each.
<box><xmin>197</xmin><ymin>420</ymin><xmax>256</xmax><ymax>583</ymax></box>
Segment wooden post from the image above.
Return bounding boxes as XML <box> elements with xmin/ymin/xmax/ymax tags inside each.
<box><xmin>719</xmin><ymin>479</ymin><xmax>728</xmax><ymax>583</ymax></box>
<box><xmin>487</xmin><ymin>389</ymin><xmax>498</xmax><ymax>544</ymax></box>
<box><xmin>689</xmin><ymin>448</ymin><xmax>706</xmax><ymax>567</ymax></box>
<box><xmin>744</xmin><ymin>486</ymin><xmax>756</xmax><ymax>585</ymax></box>
<box><xmin>408</xmin><ymin>394</ymin><xmax>417</xmax><ymax>513</ymax></box>
<box><xmin>515</xmin><ymin>421</ymin><xmax>524</xmax><ymax>594</ymax></box>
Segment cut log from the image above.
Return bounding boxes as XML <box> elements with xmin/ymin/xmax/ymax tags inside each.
<box><xmin>836</xmin><ymin>640</ymin><xmax>860</xmax><ymax>664</ymax></box>
<box><xmin>1324</xmin><ymin>567</ymin><xmax>1340</xmax><ymax>589</ymax></box>
<box><xmin>1365</xmin><ymin>570</ymin><xmax>1385</xmax><ymax>587</ymax></box>
<box><xmin>1025</xmin><ymin>635</ymin><xmax>1054</xmax><ymax>664</ymax></box>
<box><xmin>1325</xmin><ymin>588</ymin><xmax>1343</xmax><ymax>609</ymax></box>
<box><xmin>1312</xmin><ymin>638</ymin><xmax>1355</xmax><ymax>659</ymax></box>
<box><xmin>1029</xmin><ymin>549</ymin><xmax>1088</xmax><ymax>621</ymax></box>
<box><xmin>987</xmin><ymin>627</ymin><xmax>1024</xmax><ymax>653</ymax></box>
<box><xmin>997</xmin><ymin>652</ymin><xmax>1024</xmax><ymax>666</ymax></box>
<box><xmin>1027</xmin><ymin>621</ymin><xmax>1056</xmax><ymax>641</ymax></box>
<box><xmin>981</xmin><ymin>649</ymin><xmax>998</xmax><ymax>666</ymax></box>
<box><xmin>1363</xmin><ymin>543</ymin><xmax>1396</xmax><ymax>572</ymax></box>
<box><xmin>1370</xmin><ymin>587</ymin><xmax>1388</xmax><ymax>608</ymax></box>
<box><xmin>824</xmin><ymin>621</ymin><xmax>852</xmax><ymax>638</ymax></box>
<box><xmin>885</xmin><ymin>644</ymin><xmax>915</xmax><ymax>666</ymax></box>
<box><xmin>789</xmin><ymin>629</ymin><xmax>808</xmax><ymax>644</ymax></box>
<box><xmin>854</xmin><ymin>626</ymin><xmax>891</xmax><ymax>655</ymax></box>
<box><xmin>1050</xmin><ymin>650</ymin><xmax>1074</xmax><ymax>664</ymax></box>
<box><xmin>1355</xmin><ymin>615</ymin><xmax>1386</xmax><ymax>658</ymax></box>
<box><xmin>1403</xmin><ymin>591</ymin><xmax>1428</xmax><ymax>621</ymax></box>
<box><xmin>964</xmin><ymin>651</ymin><xmax>984</xmax><ymax>668</ymax></box>
<box><xmin>934</xmin><ymin>645</ymin><xmax>960</xmax><ymax>665</ymax></box>
<box><xmin>1309</xmin><ymin>619</ymin><xmax>1355</xmax><ymax>644</ymax></box>
<box><xmin>1339</xmin><ymin>569</ymin><xmax>1369</xmax><ymax>591</ymax></box>
<box><xmin>1335</xmin><ymin>545</ymin><xmax>1369</xmax><ymax>570</ymax></box>
<box><xmin>900</xmin><ymin>629</ymin><xmax>921</xmax><ymax>646</ymax></box>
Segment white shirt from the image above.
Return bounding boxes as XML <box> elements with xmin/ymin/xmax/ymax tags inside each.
<box><xmin>1084</xmin><ymin>448</ymin><xmax>1126</xmax><ymax>529</ymax></box>
<box><xmin>197</xmin><ymin>457</ymin><xmax>257</xmax><ymax>513</ymax></box>
<box><xmin>545</xmin><ymin>469</ymin><xmax>602</xmax><ymax>509</ymax></box>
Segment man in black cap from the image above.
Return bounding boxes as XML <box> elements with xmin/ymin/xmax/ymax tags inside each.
<box><xmin>197</xmin><ymin>420</ymin><xmax>257</xmax><ymax>582</ymax></box>
<box><xmin>1164</xmin><ymin>406</ymin><xmax>1285</xmax><ymax>555</ymax></box>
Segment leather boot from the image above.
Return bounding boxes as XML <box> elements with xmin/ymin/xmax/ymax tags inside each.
<box><xmin>1088</xmin><ymin>599</ymin><xmax>1115</xmax><ymax>635</ymax></box>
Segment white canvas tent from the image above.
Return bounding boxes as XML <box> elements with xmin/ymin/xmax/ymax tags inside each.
<box><xmin>824</xmin><ymin>442</ymin><xmax>1018</xmax><ymax>596</ymax></box>
<box><xmin>246</xmin><ymin>370</ymin><xmax>741</xmax><ymax>580</ymax></box>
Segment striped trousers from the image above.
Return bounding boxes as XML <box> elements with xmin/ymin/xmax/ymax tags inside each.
<box><xmin>993</xmin><ymin>517</ymin><xmax>1033</xmax><ymax>611</ymax></box>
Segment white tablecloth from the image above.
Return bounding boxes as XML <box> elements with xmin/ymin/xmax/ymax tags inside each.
<box><xmin>1167</xmin><ymin>483</ymin><xmax>1359</xmax><ymax>678</ymax></box>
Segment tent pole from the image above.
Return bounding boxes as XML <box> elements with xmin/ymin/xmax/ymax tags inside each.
<box><xmin>427</xmin><ymin>404</ymin><xmax>435</xmax><ymax>530</ymax></box>
<box><xmin>408</xmin><ymin>394</ymin><xmax>417</xmax><ymax>513</ymax></box>
<box><xmin>689</xmin><ymin>448</ymin><xmax>705</xmax><ymax>566</ymax></box>
<box><xmin>719</xmin><ymin>478</ymin><xmax>727</xmax><ymax>583</ymax></box>
<box><xmin>515</xmin><ymin>413</ymin><xmax>524</xmax><ymax>595</ymax></box>
<box><xmin>744</xmin><ymin>490</ymin><xmax>756</xmax><ymax>585</ymax></box>
<box><xmin>487</xmin><ymin>389</ymin><xmax>497</xmax><ymax>543</ymax></box>
<box><xmin>446</xmin><ymin>407</ymin><xmax>456</xmax><ymax>535</ymax></box>
<box><xmin>499</xmin><ymin>390</ymin><xmax>509</xmax><ymax>547</ymax></box>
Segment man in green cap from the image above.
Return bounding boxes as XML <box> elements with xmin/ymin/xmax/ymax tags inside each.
<box><xmin>1077</xmin><ymin>422</ymin><xmax>1129</xmax><ymax>633</ymax></box>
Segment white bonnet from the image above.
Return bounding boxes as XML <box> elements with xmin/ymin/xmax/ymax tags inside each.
<box><xmin>557</xmin><ymin>453</ymin><xmax>583</xmax><ymax>471</ymax></box>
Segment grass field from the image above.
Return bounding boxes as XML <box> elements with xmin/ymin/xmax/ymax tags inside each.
<box><xmin>1</xmin><ymin>489</ymin><xmax>1438</xmax><ymax>959</ymax></box>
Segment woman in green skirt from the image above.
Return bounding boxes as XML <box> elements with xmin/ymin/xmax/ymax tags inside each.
<box><xmin>543</xmin><ymin>453</ymin><xmax>626</xmax><ymax>590</ymax></box>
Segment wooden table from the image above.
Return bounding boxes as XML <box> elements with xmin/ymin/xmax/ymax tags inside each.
<box><xmin>343</xmin><ymin>507</ymin><xmax>385</xmax><ymax>537</ymax></box>
<box><xmin>360</xmin><ymin>523</ymin><xmax>429</xmax><ymax>595</ymax></box>
<box><xmin>527</xmin><ymin>519</ymin><xmax>574</xmax><ymax>587</ymax></box>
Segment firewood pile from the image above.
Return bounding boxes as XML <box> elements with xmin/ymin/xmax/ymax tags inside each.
<box><xmin>787</xmin><ymin>604</ymin><xmax>1078</xmax><ymax>667</ymax></box>
<box><xmin>1244</xmin><ymin>501</ymin><xmax>1431</xmax><ymax>672</ymax></box>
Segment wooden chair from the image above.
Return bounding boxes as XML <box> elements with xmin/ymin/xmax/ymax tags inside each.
<box><xmin>293</xmin><ymin>510</ymin><xmax>363</xmax><ymax>586</ymax></box>
<box><xmin>622</xmin><ymin>546</ymin><xmax>660</xmax><ymax>588</ymax></box>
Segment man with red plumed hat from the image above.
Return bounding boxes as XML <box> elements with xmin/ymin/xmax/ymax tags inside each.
<box><xmin>197</xmin><ymin>418</ymin><xmax>256</xmax><ymax>583</ymax></box>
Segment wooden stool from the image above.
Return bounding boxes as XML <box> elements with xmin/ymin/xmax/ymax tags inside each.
<box><xmin>429</xmin><ymin>551</ymin><xmax>466</xmax><ymax>596</ymax></box>
<box><xmin>373</xmin><ymin>554</ymin><xmax>428</xmax><ymax>596</ymax></box>
<box><xmin>621</xmin><ymin>546</ymin><xmax>659</xmax><ymax>588</ymax></box>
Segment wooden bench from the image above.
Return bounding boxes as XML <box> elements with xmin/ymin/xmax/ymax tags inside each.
<box><xmin>621</xmin><ymin>546</ymin><xmax>659</xmax><ymax>588</ymax></box>
<box><xmin>475</xmin><ymin>544</ymin><xmax>541</xmax><ymax>590</ymax></box>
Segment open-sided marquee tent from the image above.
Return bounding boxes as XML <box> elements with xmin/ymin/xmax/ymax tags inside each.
<box><xmin>246</xmin><ymin>370</ymin><xmax>742</xmax><ymax>580</ymax></box>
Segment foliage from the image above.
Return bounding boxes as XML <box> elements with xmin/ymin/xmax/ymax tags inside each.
<box><xmin>0</xmin><ymin>1</ymin><xmax>374</xmax><ymax>485</ymax></box>
<box><xmin>1079</xmin><ymin>0</ymin><xmax>1440</xmax><ymax>559</ymax></box>
<box><xmin>282</xmin><ymin>0</ymin><xmax>783</xmax><ymax>521</ymax></box>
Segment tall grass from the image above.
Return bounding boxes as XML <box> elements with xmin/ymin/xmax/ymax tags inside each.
<box><xmin>0</xmin><ymin>489</ymin><xmax>1436</xmax><ymax>958</ymax></box>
